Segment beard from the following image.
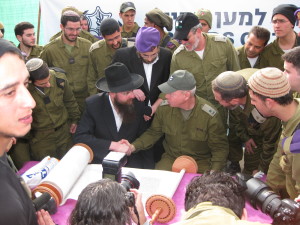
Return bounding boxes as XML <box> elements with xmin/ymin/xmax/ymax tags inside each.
<box><xmin>113</xmin><ymin>97</ymin><xmax>136</xmax><ymax>123</ymax></box>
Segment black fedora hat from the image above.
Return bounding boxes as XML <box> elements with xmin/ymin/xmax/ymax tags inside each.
<box><xmin>96</xmin><ymin>62</ymin><xmax>144</xmax><ymax>92</ymax></box>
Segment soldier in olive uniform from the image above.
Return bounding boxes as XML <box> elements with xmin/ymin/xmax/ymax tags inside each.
<box><xmin>212</xmin><ymin>70</ymin><xmax>282</xmax><ymax>175</ymax></box>
<box><xmin>49</xmin><ymin>6</ymin><xmax>99</xmax><ymax>43</ymax></box>
<box><xmin>126</xmin><ymin>70</ymin><xmax>229</xmax><ymax>173</ymax></box>
<box><xmin>26</xmin><ymin>58</ymin><xmax>80</xmax><ymax>161</ymax></box>
<box><xmin>144</xmin><ymin>8</ymin><xmax>180</xmax><ymax>53</ymax></box>
<box><xmin>260</xmin><ymin>4</ymin><xmax>300</xmax><ymax>71</ymax></box>
<box><xmin>14</xmin><ymin>22</ymin><xmax>43</xmax><ymax>61</ymax></box>
<box><xmin>119</xmin><ymin>2</ymin><xmax>140</xmax><ymax>38</ymax></box>
<box><xmin>195</xmin><ymin>8</ymin><xmax>213</xmax><ymax>33</ymax></box>
<box><xmin>88</xmin><ymin>18</ymin><xmax>135</xmax><ymax>95</ymax></box>
<box><xmin>173</xmin><ymin>172</ymin><xmax>270</xmax><ymax>225</ymax></box>
<box><xmin>171</xmin><ymin>13</ymin><xmax>240</xmax><ymax>126</ymax></box>
<box><xmin>236</xmin><ymin>26</ymin><xmax>270</xmax><ymax>69</ymax></box>
<box><xmin>40</xmin><ymin>10</ymin><xmax>92</xmax><ymax>113</ymax></box>
<box><xmin>247</xmin><ymin>67</ymin><xmax>300</xmax><ymax>200</ymax></box>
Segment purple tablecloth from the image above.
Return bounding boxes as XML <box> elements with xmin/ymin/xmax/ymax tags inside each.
<box><xmin>20</xmin><ymin>161</ymin><xmax>272</xmax><ymax>225</ymax></box>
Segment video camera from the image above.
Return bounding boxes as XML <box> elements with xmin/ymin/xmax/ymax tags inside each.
<box><xmin>236</xmin><ymin>173</ymin><xmax>300</xmax><ymax>224</ymax></box>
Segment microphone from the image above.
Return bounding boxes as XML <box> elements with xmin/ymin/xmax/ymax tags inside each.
<box><xmin>144</xmin><ymin>106</ymin><xmax>152</xmax><ymax>117</ymax></box>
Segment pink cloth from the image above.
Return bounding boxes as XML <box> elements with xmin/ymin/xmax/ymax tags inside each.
<box><xmin>20</xmin><ymin>162</ymin><xmax>272</xmax><ymax>225</ymax></box>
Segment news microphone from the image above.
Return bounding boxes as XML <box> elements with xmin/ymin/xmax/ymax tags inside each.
<box><xmin>144</xmin><ymin>106</ymin><xmax>152</xmax><ymax>117</ymax></box>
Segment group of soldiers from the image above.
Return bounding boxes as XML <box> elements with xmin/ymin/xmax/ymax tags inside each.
<box><xmin>2</xmin><ymin>1</ymin><xmax>300</xmax><ymax>204</ymax></box>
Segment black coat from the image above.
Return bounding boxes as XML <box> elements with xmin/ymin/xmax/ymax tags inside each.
<box><xmin>112</xmin><ymin>46</ymin><xmax>172</xmax><ymax>106</ymax></box>
<box><xmin>73</xmin><ymin>93</ymin><xmax>147</xmax><ymax>167</ymax></box>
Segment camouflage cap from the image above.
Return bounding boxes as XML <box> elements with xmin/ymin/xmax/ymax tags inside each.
<box><xmin>146</xmin><ymin>8</ymin><xmax>173</xmax><ymax>31</ymax></box>
<box><xmin>195</xmin><ymin>8</ymin><xmax>212</xmax><ymax>28</ymax></box>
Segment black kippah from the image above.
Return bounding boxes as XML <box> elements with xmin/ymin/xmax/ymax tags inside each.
<box><xmin>100</xmin><ymin>18</ymin><xmax>120</xmax><ymax>36</ymax></box>
<box><xmin>0</xmin><ymin>39</ymin><xmax>22</xmax><ymax>58</ymax></box>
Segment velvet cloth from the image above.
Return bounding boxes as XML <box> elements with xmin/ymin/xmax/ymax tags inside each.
<box><xmin>19</xmin><ymin>161</ymin><xmax>272</xmax><ymax>225</ymax></box>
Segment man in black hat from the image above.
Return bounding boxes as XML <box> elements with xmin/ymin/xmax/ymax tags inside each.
<box><xmin>74</xmin><ymin>62</ymin><xmax>151</xmax><ymax>168</ymax></box>
<box><xmin>170</xmin><ymin>12</ymin><xmax>240</xmax><ymax>127</ymax></box>
<box><xmin>88</xmin><ymin>18</ymin><xmax>135</xmax><ymax>95</ymax></box>
<box><xmin>260</xmin><ymin>4</ymin><xmax>300</xmax><ymax>71</ymax></box>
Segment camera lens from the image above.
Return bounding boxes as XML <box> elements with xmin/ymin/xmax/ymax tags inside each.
<box><xmin>245</xmin><ymin>177</ymin><xmax>282</xmax><ymax>217</ymax></box>
<box><xmin>121</xmin><ymin>171</ymin><xmax>140</xmax><ymax>191</ymax></box>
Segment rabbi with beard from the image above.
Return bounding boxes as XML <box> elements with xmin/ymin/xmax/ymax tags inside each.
<box><xmin>73</xmin><ymin>62</ymin><xmax>151</xmax><ymax>168</ymax></box>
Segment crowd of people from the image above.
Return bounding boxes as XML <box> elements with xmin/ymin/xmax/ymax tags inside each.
<box><xmin>1</xmin><ymin>2</ymin><xmax>300</xmax><ymax>225</ymax></box>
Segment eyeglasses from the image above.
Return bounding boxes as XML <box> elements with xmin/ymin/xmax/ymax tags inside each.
<box><xmin>65</xmin><ymin>27</ymin><xmax>81</xmax><ymax>32</ymax></box>
<box><xmin>271</xmin><ymin>19</ymin><xmax>288</xmax><ymax>24</ymax></box>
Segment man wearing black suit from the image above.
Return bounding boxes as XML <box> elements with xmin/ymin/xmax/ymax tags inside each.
<box><xmin>73</xmin><ymin>62</ymin><xmax>150</xmax><ymax>168</ymax></box>
<box><xmin>113</xmin><ymin>26</ymin><xmax>172</xmax><ymax>120</ymax></box>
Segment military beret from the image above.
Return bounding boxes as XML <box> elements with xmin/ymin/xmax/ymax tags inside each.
<box><xmin>146</xmin><ymin>8</ymin><xmax>173</xmax><ymax>31</ymax></box>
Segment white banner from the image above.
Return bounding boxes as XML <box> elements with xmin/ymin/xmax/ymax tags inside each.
<box><xmin>40</xmin><ymin>0</ymin><xmax>299</xmax><ymax>47</ymax></box>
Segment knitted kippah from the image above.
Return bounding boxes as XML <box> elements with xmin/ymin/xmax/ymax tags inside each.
<box><xmin>248</xmin><ymin>67</ymin><xmax>290</xmax><ymax>98</ymax></box>
<box><xmin>26</xmin><ymin>58</ymin><xmax>49</xmax><ymax>81</ymax></box>
<box><xmin>215</xmin><ymin>71</ymin><xmax>244</xmax><ymax>91</ymax></box>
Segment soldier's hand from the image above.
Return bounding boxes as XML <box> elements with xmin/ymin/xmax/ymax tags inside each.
<box><xmin>133</xmin><ymin>89</ymin><xmax>146</xmax><ymax>101</ymax></box>
<box><xmin>244</xmin><ymin>138</ymin><xmax>257</xmax><ymax>154</ymax></box>
<box><xmin>70</xmin><ymin>124</ymin><xmax>77</xmax><ymax>134</ymax></box>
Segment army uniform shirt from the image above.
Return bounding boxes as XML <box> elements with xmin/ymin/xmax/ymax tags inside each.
<box><xmin>260</xmin><ymin>33</ymin><xmax>300</xmax><ymax>71</ymax></box>
<box><xmin>133</xmin><ymin>96</ymin><xmax>229</xmax><ymax>173</ymax></box>
<box><xmin>121</xmin><ymin>22</ymin><xmax>140</xmax><ymax>38</ymax></box>
<box><xmin>18</xmin><ymin>44</ymin><xmax>43</xmax><ymax>61</ymax></box>
<box><xmin>160</xmin><ymin>32</ymin><xmax>180</xmax><ymax>54</ymax></box>
<box><xmin>28</xmin><ymin>71</ymin><xmax>81</xmax><ymax>160</ymax></box>
<box><xmin>50</xmin><ymin>30</ymin><xmax>99</xmax><ymax>43</ymax></box>
<box><xmin>171</xmin><ymin>33</ymin><xmax>240</xmax><ymax>125</ymax></box>
<box><xmin>88</xmin><ymin>38</ymin><xmax>132</xmax><ymax>95</ymax></box>
<box><xmin>267</xmin><ymin>99</ymin><xmax>300</xmax><ymax>199</ymax></box>
<box><xmin>173</xmin><ymin>202</ymin><xmax>270</xmax><ymax>225</ymax></box>
<box><xmin>236</xmin><ymin>45</ymin><xmax>263</xmax><ymax>69</ymax></box>
<box><xmin>230</xmin><ymin>94</ymin><xmax>281</xmax><ymax>173</ymax></box>
<box><xmin>40</xmin><ymin>36</ymin><xmax>92</xmax><ymax>112</ymax></box>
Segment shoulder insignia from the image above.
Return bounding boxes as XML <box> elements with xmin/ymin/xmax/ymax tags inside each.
<box><xmin>50</xmin><ymin>67</ymin><xmax>66</xmax><ymax>74</ymax></box>
<box><xmin>201</xmin><ymin>104</ymin><xmax>217</xmax><ymax>117</ymax></box>
<box><xmin>166</xmin><ymin>41</ymin><xmax>176</xmax><ymax>49</ymax></box>
<box><xmin>89</xmin><ymin>40</ymin><xmax>102</xmax><ymax>52</ymax></box>
<box><xmin>173</xmin><ymin>45</ymin><xmax>184</xmax><ymax>55</ymax></box>
<box><xmin>55</xmin><ymin>77</ymin><xmax>65</xmax><ymax>89</ymax></box>
<box><xmin>214</xmin><ymin>35</ymin><xmax>227</xmax><ymax>42</ymax></box>
<box><xmin>160</xmin><ymin>100</ymin><xmax>169</xmax><ymax>106</ymax></box>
